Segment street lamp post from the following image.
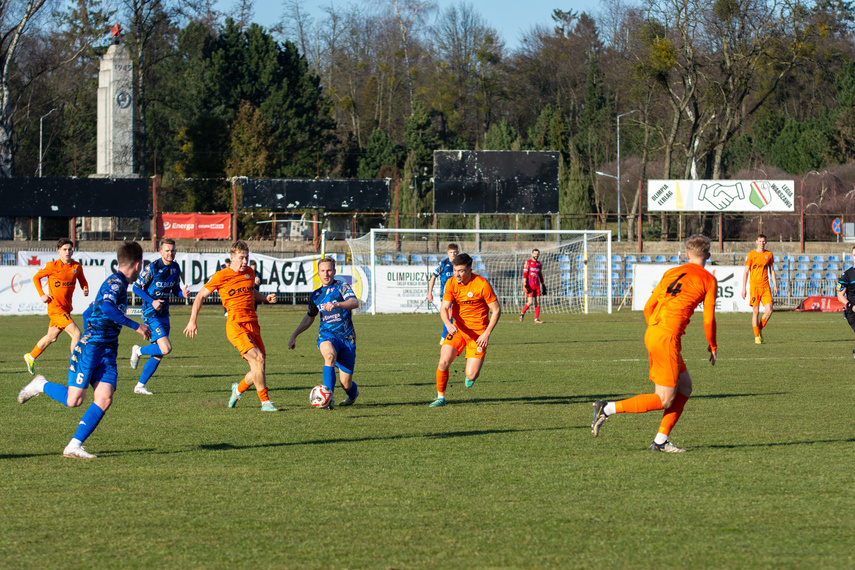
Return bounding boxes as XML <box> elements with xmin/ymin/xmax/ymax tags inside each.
<box><xmin>39</xmin><ymin>108</ymin><xmax>58</xmax><ymax>177</ymax></box>
<box><xmin>615</xmin><ymin>110</ymin><xmax>639</xmax><ymax>243</ymax></box>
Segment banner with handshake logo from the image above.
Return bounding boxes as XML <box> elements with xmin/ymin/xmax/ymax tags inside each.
<box><xmin>648</xmin><ymin>180</ymin><xmax>795</xmax><ymax>212</ymax></box>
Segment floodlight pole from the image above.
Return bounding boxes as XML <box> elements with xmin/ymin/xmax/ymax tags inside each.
<box><xmin>616</xmin><ymin>110</ymin><xmax>639</xmax><ymax>243</ymax></box>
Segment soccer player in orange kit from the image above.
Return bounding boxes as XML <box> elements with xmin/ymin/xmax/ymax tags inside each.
<box><xmin>184</xmin><ymin>241</ymin><xmax>277</xmax><ymax>411</ymax></box>
<box><xmin>742</xmin><ymin>234</ymin><xmax>777</xmax><ymax>344</ymax></box>
<box><xmin>590</xmin><ymin>234</ymin><xmax>717</xmax><ymax>453</ymax></box>
<box><xmin>429</xmin><ymin>253</ymin><xmax>501</xmax><ymax>407</ymax></box>
<box><xmin>24</xmin><ymin>238</ymin><xmax>89</xmax><ymax>374</ymax></box>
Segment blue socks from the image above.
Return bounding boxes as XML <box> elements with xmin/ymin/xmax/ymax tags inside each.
<box><xmin>138</xmin><ymin>357</ymin><xmax>161</xmax><ymax>385</ymax></box>
<box><xmin>322</xmin><ymin>366</ymin><xmax>336</xmax><ymax>393</ymax></box>
<box><xmin>72</xmin><ymin>403</ymin><xmax>105</xmax><ymax>444</ymax></box>
<box><xmin>140</xmin><ymin>344</ymin><xmax>163</xmax><ymax>357</ymax></box>
<box><xmin>43</xmin><ymin>382</ymin><xmax>69</xmax><ymax>406</ymax></box>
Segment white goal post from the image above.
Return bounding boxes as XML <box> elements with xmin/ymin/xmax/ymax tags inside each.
<box><xmin>346</xmin><ymin>229</ymin><xmax>613</xmax><ymax>315</ymax></box>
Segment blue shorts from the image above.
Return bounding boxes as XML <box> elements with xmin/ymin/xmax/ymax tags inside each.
<box><xmin>68</xmin><ymin>341</ymin><xmax>118</xmax><ymax>389</ymax></box>
<box><xmin>317</xmin><ymin>335</ymin><xmax>356</xmax><ymax>374</ymax></box>
<box><xmin>144</xmin><ymin>314</ymin><xmax>170</xmax><ymax>342</ymax></box>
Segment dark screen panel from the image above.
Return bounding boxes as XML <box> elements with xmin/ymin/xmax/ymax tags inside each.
<box><xmin>0</xmin><ymin>177</ymin><xmax>149</xmax><ymax>217</ymax></box>
<box><xmin>433</xmin><ymin>151</ymin><xmax>559</xmax><ymax>214</ymax></box>
<box><xmin>242</xmin><ymin>179</ymin><xmax>390</xmax><ymax>210</ymax></box>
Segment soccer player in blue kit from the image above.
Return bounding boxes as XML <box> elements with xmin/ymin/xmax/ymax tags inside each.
<box><xmin>427</xmin><ymin>243</ymin><xmax>458</xmax><ymax>342</ymax></box>
<box><xmin>289</xmin><ymin>256</ymin><xmax>360</xmax><ymax>409</ymax></box>
<box><xmin>129</xmin><ymin>239</ymin><xmax>189</xmax><ymax>395</ymax></box>
<box><xmin>17</xmin><ymin>242</ymin><xmax>151</xmax><ymax>459</ymax></box>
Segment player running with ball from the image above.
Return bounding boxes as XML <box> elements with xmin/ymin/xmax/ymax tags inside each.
<box><xmin>590</xmin><ymin>234</ymin><xmax>717</xmax><ymax>453</ymax></box>
<box><xmin>289</xmin><ymin>256</ymin><xmax>360</xmax><ymax>409</ymax></box>
<box><xmin>430</xmin><ymin>253</ymin><xmax>501</xmax><ymax>407</ymax></box>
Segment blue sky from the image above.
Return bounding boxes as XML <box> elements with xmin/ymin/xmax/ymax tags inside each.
<box><xmin>216</xmin><ymin>0</ymin><xmax>601</xmax><ymax>50</ymax></box>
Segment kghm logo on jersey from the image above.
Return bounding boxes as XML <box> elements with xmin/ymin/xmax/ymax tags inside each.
<box><xmin>228</xmin><ymin>285</ymin><xmax>252</xmax><ymax>297</ymax></box>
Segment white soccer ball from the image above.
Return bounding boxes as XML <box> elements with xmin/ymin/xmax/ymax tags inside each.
<box><xmin>309</xmin><ymin>385</ymin><xmax>333</xmax><ymax>408</ymax></box>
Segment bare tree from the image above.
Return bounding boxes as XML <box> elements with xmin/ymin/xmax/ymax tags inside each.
<box><xmin>0</xmin><ymin>0</ymin><xmax>49</xmax><ymax>177</ymax></box>
<box><xmin>374</xmin><ymin>0</ymin><xmax>435</xmax><ymax>113</ymax></box>
<box><xmin>122</xmin><ymin>0</ymin><xmax>201</xmax><ymax>178</ymax></box>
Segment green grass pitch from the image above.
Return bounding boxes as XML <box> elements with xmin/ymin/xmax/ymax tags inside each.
<box><xmin>1</xmin><ymin>307</ymin><xmax>853</xmax><ymax>568</ymax></box>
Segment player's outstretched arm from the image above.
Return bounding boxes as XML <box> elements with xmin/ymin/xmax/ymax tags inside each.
<box><xmin>288</xmin><ymin>314</ymin><xmax>315</xmax><ymax>349</ymax></box>
<box><xmin>101</xmin><ymin>301</ymin><xmax>151</xmax><ymax>341</ymax></box>
<box><xmin>741</xmin><ymin>265</ymin><xmax>750</xmax><ymax>299</ymax></box>
<box><xmin>184</xmin><ymin>287</ymin><xmax>212</xmax><ymax>338</ymax></box>
<box><xmin>254</xmin><ymin>290</ymin><xmax>276</xmax><ymax>304</ymax></box>
<box><xmin>427</xmin><ymin>275</ymin><xmax>437</xmax><ymax>303</ymax></box>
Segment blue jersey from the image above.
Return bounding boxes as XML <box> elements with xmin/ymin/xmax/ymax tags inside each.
<box><xmin>83</xmin><ymin>272</ymin><xmax>138</xmax><ymax>347</ymax></box>
<box><xmin>307</xmin><ymin>280</ymin><xmax>357</xmax><ymax>342</ymax></box>
<box><xmin>433</xmin><ymin>259</ymin><xmax>454</xmax><ymax>294</ymax></box>
<box><xmin>133</xmin><ymin>259</ymin><xmax>183</xmax><ymax>319</ymax></box>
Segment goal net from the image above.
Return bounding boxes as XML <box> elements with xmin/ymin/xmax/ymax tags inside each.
<box><xmin>345</xmin><ymin>229</ymin><xmax>613</xmax><ymax>315</ymax></box>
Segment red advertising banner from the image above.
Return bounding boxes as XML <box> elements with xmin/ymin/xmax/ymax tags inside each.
<box><xmin>157</xmin><ymin>213</ymin><xmax>230</xmax><ymax>239</ymax></box>
<box><xmin>796</xmin><ymin>296</ymin><xmax>845</xmax><ymax>312</ymax></box>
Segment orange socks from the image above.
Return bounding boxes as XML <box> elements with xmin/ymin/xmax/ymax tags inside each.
<box><xmin>30</xmin><ymin>346</ymin><xmax>44</xmax><ymax>359</ymax></box>
<box><xmin>658</xmin><ymin>392</ymin><xmax>689</xmax><ymax>436</ymax></box>
<box><xmin>753</xmin><ymin>326</ymin><xmax>760</xmax><ymax>338</ymax></box>
<box><xmin>615</xmin><ymin>393</ymin><xmax>663</xmax><ymax>414</ymax></box>
<box><xmin>436</xmin><ymin>369</ymin><xmax>449</xmax><ymax>394</ymax></box>
<box><xmin>237</xmin><ymin>379</ymin><xmax>250</xmax><ymax>393</ymax></box>
<box><xmin>760</xmin><ymin>316</ymin><xmax>769</xmax><ymax>328</ymax></box>
<box><xmin>256</xmin><ymin>387</ymin><xmax>269</xmax><ymax>403</ymax></box>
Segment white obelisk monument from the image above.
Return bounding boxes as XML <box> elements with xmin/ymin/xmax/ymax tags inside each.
<box><xmin>84</xmin><ymin>24</ymin><xmax>135</xmax><ymax>238</ymax></box>
<box><xmin>96</xmin><ymin>24</ymin><xmax>134</xmax><ymax>176</ymax></box>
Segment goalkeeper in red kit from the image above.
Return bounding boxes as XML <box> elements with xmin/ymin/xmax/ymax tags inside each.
<box><xmin>519</xmin><ymin>248</ymin><xmax>546</xmax><ymax>324</ymax></box>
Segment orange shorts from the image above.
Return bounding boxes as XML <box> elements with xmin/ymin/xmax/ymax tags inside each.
<box><xmin>48</xmin><ymin>311</ymin><xmax>73</xmax><ymax>331</ymax></box>
<box><xmin>226</xmin><ymin>320</ymin><xmax>266</xmax><ymax>357</ymax></box>
<box><xmin>749</xmin><ymin>284</ymin><xmax>772</xmax><ymax>307</ymax></box>
<box><xmin>442</xmin><ymin>329</ymin><xmax>487</xmax><ymax>360</ymax></box>
<box><xmin>644</xmin><ymin>326</ymin><xmax>686</xmax><ymax>388</ymax></box>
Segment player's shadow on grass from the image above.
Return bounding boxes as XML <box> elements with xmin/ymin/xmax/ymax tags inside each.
<box><xmin>185</xmin><ymin>373</ymin><xmax>238</xmax><ymax>380</ymax></box>
<box><xmin>189</xmin><ymin>426</ymin><xmax>566</xmax><ymax>452</ymax></box>
<box><xmin>700</xmin><ymin>438</ymin><xmax>855</xmax><ymax>449</ymax></box>
<box><xmin>691</xmin><ymin>392</ymin><xmax>787</xmax><ymax>399</ymax></box>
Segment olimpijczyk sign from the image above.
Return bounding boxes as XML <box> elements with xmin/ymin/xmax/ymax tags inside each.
<box><xmin>647</xmin><ymin>180</ymin><xmax>795</xmax><ymax>212</ymax></box>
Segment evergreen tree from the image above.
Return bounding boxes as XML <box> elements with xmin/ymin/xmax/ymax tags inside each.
<box><xmin>226</xmin><ymin>100</ymin><xmax>275</xmax><ymax>177</ymax></box>
<box><xmin>560</xmin><ymin>146</ymin><xmax>591</xmax><ymax>229</ymax></box>
<box><xmin>482</xmin><ymin>119</ymin><xmax>518</xmax><ymax>150</ymax></box>
<box><xmin>403</xmin><ymin>101</ymin><xmax>440</xmax><ymax>174</ymax></box>
<box><xmin>357</xmin><ymin>129</ymin><xmax>399</xmax><ymax>179</ymax></box>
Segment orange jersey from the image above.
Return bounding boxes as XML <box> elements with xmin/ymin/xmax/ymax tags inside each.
<box><xmin>644</xmin><ymin>262</ymin><xmax>717</xmax><ymax>351</ymax></box>
<box><xmin>33</xmin><ymin>259</ymin><xmax>87</xmax><ymax>314</ymax></box>
<box><xmin>204</xmin><ymin>267</ymin><xmax>259</xmax><ymax>324</ymax></box>
<box><xmin>745</xmin><ymin>249</ymin><xmax>774</xmax><ymax>286</ymax></box>
<box><xmin>443</xmin><ymin>274</ymin><xmax>498</xmax><ymax>337</ymax></box>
